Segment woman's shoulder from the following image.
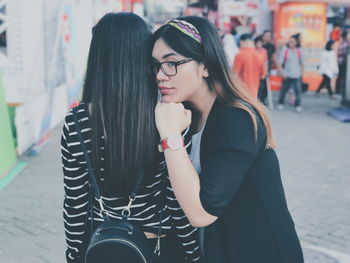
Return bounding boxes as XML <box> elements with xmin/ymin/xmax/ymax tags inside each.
<box><xmin>64</xmin><ymin>102</ymin><xmax>89</xmax><ymax>122</ymax></box>
<box><xmin>206</xmin><ymin>101</ymin><xmax>264</xmax><ymax>138</ymax></box>
<box><xmin>203</xmin><ymin>101</ymin><xmax>266</xmax><ymax>155</ymax></box>
<box><xmin>324</xmin><ymin>50</ymin><xmax>336</xmax><ymax>56</ymax></box>
<box><xmin>208</xmin><ymin>100</ymin><xmax>259</xmax><ymax>126</ymax></box>
<box><xmin>62</xmin><ymin>102</ymin><xmax>90</xmax><ymax>135</ymax></box>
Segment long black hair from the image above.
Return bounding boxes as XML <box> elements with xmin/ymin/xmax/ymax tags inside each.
<box><xmin>153</xmin><ymin>16</ymin><xmax>275</xmax><ymax>148</ymax></box>
<box><xmin>325</xmin><ymin>40</ymin><xmax>334</xmax><ymax>51</ymax></box>
<box><xmin>82</xmin><ymin>13</ymin><xmax>158</xmax><ymax>196</ymax></box>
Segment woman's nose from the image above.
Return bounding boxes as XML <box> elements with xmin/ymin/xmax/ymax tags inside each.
<box><xmin>156</xmin><ymin>68</ymin><xmax>170</xmax><ymax>82</ymax></box>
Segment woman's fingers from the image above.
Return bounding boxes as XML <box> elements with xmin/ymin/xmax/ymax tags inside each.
<box><xmin>155</xmin><ymin>102</ymin><xmax>192</xmax><ymax>139</ymax></box>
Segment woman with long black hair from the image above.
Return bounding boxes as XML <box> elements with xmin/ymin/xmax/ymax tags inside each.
<box><xmin>152</xmin><ymin>17</ymin><xmax>304</xmax><ymax>263</ymax></box>
<box><xmin>61</xmin><ymin>13</ymin><xmax>201</xmax><ymax>263</ymax></box>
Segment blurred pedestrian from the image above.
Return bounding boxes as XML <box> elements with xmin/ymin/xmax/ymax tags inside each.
<box><xmin>61</xmin><ymin>13</ymin><xmax>201</xmax><ymax>263</ymax></box>
<box><xmin>233</xmin><ymin>33</ymin><xmax>265</xmax><ymax>98</ymax></box>
<box><xmin>287</xmin><ymin>32</ymin><xmax>302</xmax><ymax>104</ymax></box>
<box><xmin>277</xmin><ymin>35</ymin><xmax>304</xmax><ymax>112</ymax></box>
<box><xmin>222</xmin><ymin>24</ymin><xmax>239</xmax><ymax>68</ymax></box>
<box><xmin>262</xmin><ymin>30</ymin><xmax>277</xmax><ymax>74</ymax></box>
<box><xmin>255</xmin><ymin>35</ymin><xmax>268</xmax><ymax>104</ymax></box>
<box><xmin>336</xmin><ymin>30</ymin><xmax>350</xmax><ymax>94</ymax></box>
<box><xmin>316</xmin><ymin>40</ymin><xmax>338</xmax><ymax>98</ymax></box>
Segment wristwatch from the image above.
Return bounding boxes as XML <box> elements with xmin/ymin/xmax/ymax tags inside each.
<box><xmin>158</xmin><ymin>135</ymin><xmax>184</xmax><ymax>152</ymax></box>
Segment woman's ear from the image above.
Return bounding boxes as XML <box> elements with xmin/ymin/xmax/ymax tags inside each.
<box><xmin>203</xmin><ymin>70</ymin><xmax>209</xmax><ymax>78</ymax></box>
<box><xmin>201</xmin><ymin>64</ymin><xmax>209</xmax><ymax>78</ymax></box>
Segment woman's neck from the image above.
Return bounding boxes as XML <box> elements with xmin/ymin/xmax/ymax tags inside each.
<box><xmin>189</xmin><ymin>87</ymin><xmax>216</xmax><ymax>132</ymax></box>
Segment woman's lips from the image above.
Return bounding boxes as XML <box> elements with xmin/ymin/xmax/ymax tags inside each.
<box><xmin>159</xmin><ymin>86</ymin><xmax>174</xmax><ymax>95</ymax></box>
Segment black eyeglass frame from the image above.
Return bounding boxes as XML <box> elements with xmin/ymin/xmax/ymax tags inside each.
<box><xmin>152</xmin><ymin>58</ymin><xmax>194</xmax><ymax>77</ymax></box>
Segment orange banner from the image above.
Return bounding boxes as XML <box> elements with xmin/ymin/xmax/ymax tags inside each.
<box><xmin>275</xmin><ymin>2</ymin><xmax>326</xmax><ymax>45</ymax></box>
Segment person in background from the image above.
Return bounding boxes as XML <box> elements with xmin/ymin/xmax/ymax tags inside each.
<box><xmin>222</xmin><ymin>24</ymin><xmax>239</xmax><ymax>68</ymax></box>
<box><xmin>233</xmin><ymin>33</ymin><xmax>265</xmax><ymax>98</ymax></box>
<box><xmin>255</xmin><ymin>35</ymin><xmax>268</xmax><ymax>104</ymax></box>
<box><xmin>262</xmin><ymin>30</ymin><xmax>277</xmax><ymax>74</ymax></box>
<box><xmin>286</xmin><ymin>32</ymin><xmax>302</xmax><ymax>104</ymax></box>
<box><xmin>277</xmin><ymin>35</ymin><xmax>304</xmax><ymax>113</ymax></box>
<box><xmin>336</xmin><ymin>30</ymin><xmax>350</xmax><ymax>95</ymax></box>
<box><xmin>316</xmin><ymin>40</ymin><xmax>338</xmax><ymax>98</ymax></box>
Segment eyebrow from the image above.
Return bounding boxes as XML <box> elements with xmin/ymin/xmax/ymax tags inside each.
<box><xmin>152</xmin><ymin>52</ymin><xmax>180</xmax><ymax>62</ymax></box>
<box><xmin>162</xmin><ymin>52</ymin><xmax>179</xmax><ymax>59</ymax></box>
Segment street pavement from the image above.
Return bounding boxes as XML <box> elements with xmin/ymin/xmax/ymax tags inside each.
<box><xmin>0</xmin><ymin>92</ymin><xmax>349</xmax><ymax>263</ymax></box>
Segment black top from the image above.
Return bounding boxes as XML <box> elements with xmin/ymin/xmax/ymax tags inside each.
<box><xmin>198</xmin><ymin>100</ymin><xmax>303</xmax><ymax>263</ymax></box>
<box><xmin>263</xmin><ymin>42</ymin><xmax>276</xmax><ymax>71</ymax></box>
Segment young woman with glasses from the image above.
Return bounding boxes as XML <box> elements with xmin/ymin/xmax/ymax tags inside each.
<box><xmin>61</xmin><ymin>13</ymin><xmax>201</xmax><ymax>263</ymax></box>
<box><xmin>151</xmin><ymin>17</ymin><xmax>304</xmax><ymax>263</ymax></box>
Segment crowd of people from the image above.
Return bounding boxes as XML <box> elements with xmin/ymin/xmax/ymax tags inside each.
<box><xmin>222</xmin><ymin>24</ymin><xmax>350</xmax><ymax>113</ymax></box>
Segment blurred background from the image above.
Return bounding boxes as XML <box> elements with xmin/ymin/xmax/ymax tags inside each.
<box><xmin>0</xmin><ymin>0</ymin><xmax>350</xmax><ymax>161</ymax></box>
<box><xmin>0</xmin><ymin>0</ymin><xmax>349</xmax><ymax>262</ymax></box>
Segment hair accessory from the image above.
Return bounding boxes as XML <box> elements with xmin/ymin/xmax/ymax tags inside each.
<box><xmin>167</xmin><ymin>19</ymin><xmax>202</xmax><ymax>44</ymax></box>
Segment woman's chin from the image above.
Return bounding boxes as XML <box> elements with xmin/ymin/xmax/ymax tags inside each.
<box><xmin>161</xmin><ymin>95</ymin><xmax>177</xmax><ymax>103</ymax></box>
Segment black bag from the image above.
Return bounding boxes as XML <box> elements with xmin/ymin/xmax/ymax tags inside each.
<box><xmin>72</xmin><ymin>108</ymin><xmax>162</xmax><ymax>263</ymax></box>
<box><xmin>85</xmin><ymin>220</ymin><xmax>155</xmax><ymax>263</ymax></box>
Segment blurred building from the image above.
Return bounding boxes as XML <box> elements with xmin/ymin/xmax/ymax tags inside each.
<box><xmin>145</xmin><ymin>0</ymin><xmax>187</xmax><ymax>24</ymax></box>
<box><xmin>262</xmin><ymin>0</ymin><xmax>349</xmax><ymax>92</ymax></box>
<box><xmin>1</xmin><ymin>0</ymin><xmax>349</xmax><ymax>177</ymax></box>
<box><xmin>0</xmin><ymin>0</ymin><xmax>148</xmax><ymax>162</ymax></box>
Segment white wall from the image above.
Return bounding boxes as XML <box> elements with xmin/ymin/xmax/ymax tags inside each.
<box><xmin>1</xmin><ymin>0</ymin><xmax>135</xmax><ymax>154</ymax></box>
<box><xmin>1</xmin><ymin>0</ymin><xmax>94</xmax><ymax>154</ymax></box>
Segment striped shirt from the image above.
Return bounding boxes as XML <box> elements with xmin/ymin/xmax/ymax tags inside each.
<box><xmin>61</xmin><ymin>103</ymin><xmax>201</xmax><ymax>263</ymax></box>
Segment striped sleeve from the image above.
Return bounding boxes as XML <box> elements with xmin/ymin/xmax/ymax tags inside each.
<box><xmin>166</xmin><ymin>178</ymin><xmax>202</xmax><ymax>262</ymax></box>
<box><xmin>61</xmin><ymin>112</ymin><xmax>90</xmax><ymax>263</ymax></box>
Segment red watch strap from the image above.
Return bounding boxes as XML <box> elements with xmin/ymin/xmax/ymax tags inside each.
<box><xmin>161</xmin><ymin>139</ymin><xmax>170</xmax><ymax>150</ymax></box>
<box><xmin>159</xmin><ymin>136</ymin><xmax>184</xmax><ymax>151</ymax></box>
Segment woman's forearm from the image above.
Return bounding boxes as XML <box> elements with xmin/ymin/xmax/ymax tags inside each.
<box><xmin>163</xmin><ymin>147</ymin><xmax>217</xmax><ymax>227</ymax></box>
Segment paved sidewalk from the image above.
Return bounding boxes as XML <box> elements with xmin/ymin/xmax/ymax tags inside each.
<box><xmin>0</xmin><ymin>92</ymin><xmax>349</xmax><ymax>262</ymax></box>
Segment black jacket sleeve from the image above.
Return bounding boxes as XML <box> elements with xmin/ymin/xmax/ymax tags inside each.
<box><xmin>199</xmin><ymin>106</ymin><xmax>265</xmax><ymax>217</ymax></box>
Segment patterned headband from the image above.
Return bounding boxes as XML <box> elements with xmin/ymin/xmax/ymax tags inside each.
<box><xmin>167</xmin><ymin>19</ymin><xmax>202</xmax><ymax>44</ymax></box>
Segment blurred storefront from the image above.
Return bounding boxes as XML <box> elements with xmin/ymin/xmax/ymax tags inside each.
<box><xmin>145</xmin><ymin>0</ymin><xmax>187</xmax><ymax>25</ymax></box>
<box><xmin>1</xmin><ymin>0</ymin><xmax>348</xmax><ymax>166</ymax></box>
<box><xmin>195</xmin><ymin>0</ymin><xmax>349</xmax><ymax>92</ymax></box>
<box><xmin>218</xmin><ymin>0</ymin><xmax>260</xmax><ymax>35</ymax></box>
<box><xmin>0</xmin><ymin>0</ymin><xmax>147</xmax><ymax>159</ymax></box>
<box><xmin>273</xmin><ymin>2</ymin><xmax>328</xmax><ymax>91</ymax></box>
<box><xmin>184</xmin><ymin>0</ymin><xmax>262</xmax><ymax>35</ymax></box>
<box><xmin>267</xmin><ymin>0</ymin><xmax>350</xmax><ymax>91</ymax></box>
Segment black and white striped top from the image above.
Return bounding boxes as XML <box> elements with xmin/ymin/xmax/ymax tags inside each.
<box><xmin>61</xmin><ymin>103</ymin><xmax>201</xmax><ymax>263</ymax></box>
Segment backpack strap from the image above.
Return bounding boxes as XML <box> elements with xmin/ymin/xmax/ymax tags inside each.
<box><xmin>72</xmin><ymin>107</ymin><xmax>111</xmax><ymax>222</ymax></box>
<box><xmin>297</xmin><ymin>48</ymin><xmax>302</xmax><ymax>64</ymax></box>
<box><xmin>282</xmin><ymin>48</ymin><xmax>289</xmax><ymax>68</ymax></box>
<box><xmin>283</xmin><ymin>47</ymin><xmax>302</xmax><ymax>67</ymax></box>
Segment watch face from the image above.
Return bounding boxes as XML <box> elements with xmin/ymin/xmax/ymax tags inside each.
<box><xmin>167</xmin><ymin>135</ymin><xmax>183</xmax><ymax>150</ymax></box>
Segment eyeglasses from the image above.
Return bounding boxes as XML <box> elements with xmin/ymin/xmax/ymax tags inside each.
<box><xmin>152</xmin><ymin>58</ymin><xmax>194</xmax><ymax>77</ymax></box>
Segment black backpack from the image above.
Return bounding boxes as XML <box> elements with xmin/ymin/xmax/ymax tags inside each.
<box><xmin>72</xmin><ymin>107</ymin><xmax>163</xmax><ymax>263</ymax></box>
